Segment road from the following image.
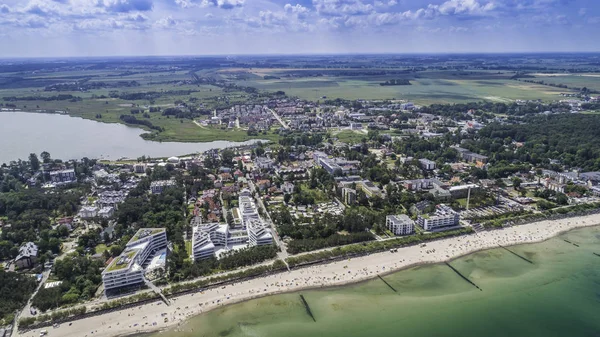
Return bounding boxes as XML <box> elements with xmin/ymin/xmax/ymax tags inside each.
<box><xmin>268</xmin><ymin>108</ymin><xmax>289</xmax><ymax>130</ymax></box>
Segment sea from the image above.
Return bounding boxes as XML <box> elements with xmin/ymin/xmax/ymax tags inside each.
<box><xmin>146</xmin><ymin>225</ymin><xmax>600</xmax><ymax>337</ymax></box>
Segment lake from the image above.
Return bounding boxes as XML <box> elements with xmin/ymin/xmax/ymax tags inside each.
<box><xmin>147</xmin><ymin>225</ymin><xmax>600</xmax><ymax>337</ymax></box>
<box><xmin>0</xmin><ymin>111</ymin><xmax>266</xmax><ymax>164</ymax></box>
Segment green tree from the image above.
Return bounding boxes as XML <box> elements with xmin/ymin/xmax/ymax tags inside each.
<box><xmin>29</xmin><ymin>153</ymin><xmax>40</xmax><ymax>171</ymax></box>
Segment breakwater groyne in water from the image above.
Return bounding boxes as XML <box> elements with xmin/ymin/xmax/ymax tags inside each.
<box><xmin>593</xmin><ymin>253</ymin><xmax>600</xmax><ymax>257</ymax></box>
<box><xmin>498</xmin><ymin>245</ymin><xmax>534</xmax><ymax>264</ymax></box>
<box><xmin>299</xmin><ymin>295</ymin><xmax>316</xmax><ymax>322</ymax></box>
<box><xmin>445</xmin><ymin>262</ymin><xmax>482</xmax><ymax>291</ymax></box>
<box><xmin>377</xmin><ymin>275</ymin><xmax>397</xmax><ymax>293</ymax></box>
<box><xmin>563</xmin><ymin>239</ymin><xmax>580</xmax><ymax>247</ymax></box>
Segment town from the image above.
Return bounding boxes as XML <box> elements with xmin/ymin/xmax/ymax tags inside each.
<box><xmin>2</xmin><ymin>90</ymin><xmax>600</xmax><ymax>336</ymax></box>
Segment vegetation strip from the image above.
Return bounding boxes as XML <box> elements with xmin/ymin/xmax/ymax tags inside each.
<box><xmin>498</xmin><ymin>245</ymin><xmax>534</xmax><ymax>264</ymax></box>
<box><xmin>444</xmin><ymin>262</ymin><xmax>482</xmax><ymax>291</ymax></box>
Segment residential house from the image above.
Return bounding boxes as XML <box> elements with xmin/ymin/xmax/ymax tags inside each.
<box><xmin>15</xmin><ymin>242</ymin><xmax>38</xmax><ymax>269</ymax></box>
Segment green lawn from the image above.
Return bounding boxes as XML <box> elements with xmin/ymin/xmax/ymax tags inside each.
<box><xmin>299</xmin><ymin>184</ymin><xmax>331</xmax><ymax>203</ymax></box>
<box><xmin>334</xmin><ymin>130</ymin><xmax>366</xmax><ymax>144</ymax></box>
<box><xmin>185</xmin><ymin>240</ymin><xmax>192</xmax><ymax>258</ymax></box>
<box><xmin>94</xmin><ymin>244</ymin><xmax>108</xmax><ymax>254</ymax></box>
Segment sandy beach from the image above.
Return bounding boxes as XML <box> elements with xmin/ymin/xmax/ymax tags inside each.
<box><xmin>19</xmin><ymin>213</ymin><xmax>600</xmax><ymax>337</ymax></box>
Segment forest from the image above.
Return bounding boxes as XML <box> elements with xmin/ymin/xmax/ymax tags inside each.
<box><xmin>0</xmin><ymin>270</ymin><xmax>37</xmax><ymax>325</ymax></box>
<box><xmin>474</xmin><ymin>114</ymin><xmax>600</xmax><ymax>171</ymax></box>
<box><xmin>31</xmin><ymin>254</ymin><xmax>104</xmax><ymax>312</ymax></box>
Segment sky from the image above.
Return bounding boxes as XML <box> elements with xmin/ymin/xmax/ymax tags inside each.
<box><xmin>0</xmin><ymin>0</ymin><xmax>598</xmax><ymax>57</ymax></box>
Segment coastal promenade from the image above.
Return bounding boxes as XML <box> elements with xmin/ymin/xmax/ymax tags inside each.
<box><xmin>18</xmin><ymin>213</ymin><xmax>600</xmax><ymax>337</ymax></box>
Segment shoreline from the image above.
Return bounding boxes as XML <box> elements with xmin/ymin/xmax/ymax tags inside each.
<box><xmin>18</xmin><ymin>213</ymin><xmax>600</xmax><ymax>337</ymax></box>
<box><xmin>5</xmin><ymin>109</ymin><xmax>273</xmax><ymax>144</ymax></box>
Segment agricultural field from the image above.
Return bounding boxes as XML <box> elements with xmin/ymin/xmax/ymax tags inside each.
<box><xmin>526</xmin><ymin>73</ymin><xmax>600</xmax><ymax>92</ymax></box>
<box><xmin>223</xmin><ymin>69</ymin><xmax>576</xmax><ymax>104</ymax></box>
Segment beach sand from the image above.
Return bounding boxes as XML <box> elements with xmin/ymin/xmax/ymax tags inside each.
<box><xmin>19</xmin><ymin>213</ymin><xmax>600</xmax><ymax>337</ymax></box>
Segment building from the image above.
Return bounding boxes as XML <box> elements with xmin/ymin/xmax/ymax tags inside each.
<box><xmin>418</xmin><ymin>159</ymin><xmax>436</xmax><ymax>170</ymax></box>
<box><xmin>133</xmin><ymin>163</ymin><xmax>147</xmax><ymax>174</ymax></box>
<box><xmin>386</xmin><ymin>215</ymin><xmax>415</xmax><ymax>236</ymax></box>
<box><xmin>191</xmin><ymin>221</ymin><xmax>250</xmax><ymax>260</ymax></box>
<box><xmin>254</xmin><ymin>157</ymin><xmax>275</xmax><ymax>170</ymax></box>
<box><xmin>101</xmin><ymin>228</ymin><xmax>167</xmax><ymax>293</ymax></box>
<box><xmin>150</xmin><ymin>180</ymin><xmax>176</xmax><ymax>194</ymax></box>
<box><xmin>350</xmin><ymin>123</ymin><xmax>363</xmax><ymax>130</ymax></box>
<box><xmin>247</xmin><ymin>219</ymin><xmax>273</xmax><ymax>246</ymax></box>
<box><xmin>281</xmin><ymin>182</ymin><xmax>295</xmax><ymax>194</ymax></box>
<box><xmin>98</xmin><ymin>206</ymin><xmax>115</xmax><ymax>218</ymax></box>
<box><xmin>448</xmin><ymin>184</ymin><xmax>480</xmax><ymax>198</ymax></box>
<box><xmin>357</xmin><ymin>180</ymin><xmax>382</xmax><ymax>198</ymax></box>
<box><xmin>238</xmin><ymin>195</ymin><xmax>273</xmax><ymax>247</ymax></box>
<box><xmin>78</xmin><ymin>206</ymin><xmax>98</xmax><ymax>219</ymax></box>
<box><xmin>417</xmin><ymin>204</ymin><xmax>460</xmax><ymax>231</ymax></box>
<box><xmin>453</xmin><ymin>147</ymin><xmax>489</xmax><ymax>164</ymax></box>
<box><xmin>239</xmin><ymin>195</ymin><xmax>261</xmax><ymax>227</ymax></box>
<box><xmin>50</xmin><ymin>169</ymin><xmax>76</xmax><ymax>184</ymax></box>
<box><xmin>14</xmin><ymin>242</ymin><xmax>38</xmax><ymax>269</ymax></box>
<box><xmin>342</xmin><ymin>187</ymin><xmax>357</xmax><ymax>205</ymax></box>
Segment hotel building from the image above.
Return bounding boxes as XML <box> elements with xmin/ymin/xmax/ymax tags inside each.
<box><xmin>386</xmin><ymin>214</ymin><xmax>415</xmax><ymax>236</ymax></box>
<box><xmin>101</xmin><ymin>228</ymin><xmax>167</xmax><ymax>293</ymax></box>
<box><xmin>417</xmin><ymin>204</ymin><xmax>460</xmax><ymax>231</ymax></box>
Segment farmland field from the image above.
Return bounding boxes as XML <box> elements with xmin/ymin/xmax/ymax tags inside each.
<box><xmin>226</xmin><ymin>69</ymin><xmax>576</xmax><ymax>104</ymax></box>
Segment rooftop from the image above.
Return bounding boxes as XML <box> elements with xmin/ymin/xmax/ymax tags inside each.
<box><xmin>106</xmin><ymin>250</ymin><xmax>138</xmax><ymax>272</ymax></box>
<box><xmin>129</xmin><ymin>228</ymin><xmax>165</xmax><ymax>244</ymax></box>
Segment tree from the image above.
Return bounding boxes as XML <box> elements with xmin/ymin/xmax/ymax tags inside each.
<box><xmin>512</xmin><ymin>177</ymin><xmax>522</xmax><ymax>189</ymax></box>
<box><xmin>40</xmin><ymin>151</ymin><xmax>51</xmax><ymax>163</ymax></box>
<box><xmin>29</xmin><ymin>153</ymin><xmax>40</xmax><ymax>171</ymax></box>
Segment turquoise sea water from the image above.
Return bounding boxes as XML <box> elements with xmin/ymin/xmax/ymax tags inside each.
<box><xmin>149</xmin><ymin>226</ymin><xmax>600</xmax><ymax>337</ymax></box>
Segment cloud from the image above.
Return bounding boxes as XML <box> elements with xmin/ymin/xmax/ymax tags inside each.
<box><xmin>155</xmin><ymin>15</ymin><xmax>177</xmax><ymax>28</ymax></box>
<box><xmin>23</xmin><ymin>1</ymin><xmax>60</xmax><ymax>17</ymax></box>
<box><xmin>174</xmin><ymin>0</ymin><xmax>243</xmax><ymax>9</ymax></box>
<box><xmin>374</xmin><ymin>0</ymin><xmax>397</xmax><ymax>8</ymax></box>
<box><xmin>313</xmin><ymin>0</ymin><xmax>375</xmax><ymax>16</ymax></box>
<box><xmin>96</xmin><ymin>0</ymin><xmax>153</xmax><ymax>13</ymax></box>
<box><xmin>0</xmin><ymin>4</ymin><xmax>10</xmax><ymax>13</ymax></box>
<box><xmin>437</xmin><ymin>0</ymin><xmax>495</xmax><ymax>15</ymax></box>
<box><xmin>123</xmin><ymin>12</ymin><xmax>148</xmax><ymax>21</ymax></box>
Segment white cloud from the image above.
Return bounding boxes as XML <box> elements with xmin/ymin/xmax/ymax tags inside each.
<box><xmin>313</xmin><ymin>0</ymin><xmax>375</xmax><ymax>16</ymax></box>
<box><xmin>155</xmin><ymin>15</ymin><xmax>177</xmax><ymax>28</ymax></box>
<box><xmin>435</xmin><ymin>0</ymin><xmax>496</xmax><ymax>16</ymax></box>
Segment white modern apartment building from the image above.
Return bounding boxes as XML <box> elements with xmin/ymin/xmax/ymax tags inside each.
<box><xmin>247</xmin><ymin>219</ymin><xmax>273</xmax><ymax>246</ymax></box>
<box><xmin>191</xmin><ymin>220</ymin><xmax>250</xmax><ymax>261</ymax></box>
<box><xmin>386</xmin><ymin>214</ymin><xmax>415</xmax><ymax>236</ymax></box>
<box><xmin>102</xmin><ymin>228</ymin><xmax>167</xmax><ymax>293</ymax></box>
<box><xmin>417</xmin><ymin>204</ymin><xmax>460</xmax><ymax>231</ymax></box>
<box><xmin>238</xmin><ymin>195</ymin><xmax>273</xmax><ymax>247</ymax></box>
<box><xmin>239</xmin><ymin>195</ymin><xmax>260</xmax><ymax>227</ymax></box>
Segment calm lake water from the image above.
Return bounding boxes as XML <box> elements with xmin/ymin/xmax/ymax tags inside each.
<box><xmin>149</xmin><ymin>226</ymin><xmax>600</xmax><ymax>337</ymax></box>
<box><xmin>0</xmin><ymin>111</ymin><xmax>265</xmax><ymax>164</ymax></box>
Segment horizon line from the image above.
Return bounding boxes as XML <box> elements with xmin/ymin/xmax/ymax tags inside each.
<box><xmin>2</xmin><ymin>51</ymin><xmax>600</xmax><ymax>61</ymax></box>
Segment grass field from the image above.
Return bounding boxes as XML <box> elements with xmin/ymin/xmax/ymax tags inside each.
<box><xmin>527</xmin><ymin>73</ymin><xmax>600</xmax><ymax>91</ymax></box>
<box><xmin>333</xmin><ymin>130</ymin><xmax>367</xmax><ymax>143</ymax></box>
